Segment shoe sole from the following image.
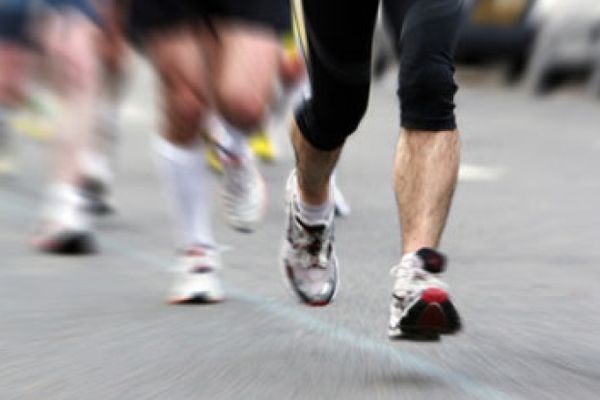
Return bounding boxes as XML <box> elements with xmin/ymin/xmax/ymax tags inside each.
<box><xmin>89</xmin><ymin>202</ymin><xmax>116</xmax><ymax>216</ymax></box>
<box><xmin>168</xmin><ymin>293</ymin><xmax>224</xmax><ymax>305</ymax></box>
<box><xmin>33</xmin><ymin>232</ymin><xmax>97</xmax><ymax>255</ymax></box>
<box><xmin>389</xmin><ymin>288</ymin><xmax>461</xmax><ymax>341</ymax></box>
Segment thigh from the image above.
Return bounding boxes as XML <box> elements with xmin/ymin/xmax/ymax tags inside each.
<box><xmin>302</xmin><ymin>0</ymin><xmax>379</xmax><ymax>81</ymax></box>
<box><xmin>41</xmin><ymin>10</ymin><xmax>102</xmax><ymax>91</ymax></box>
<box><xmin>293</xmin><ymin>0</ymin><xmax>379</xmax><ymax>150</ymax></box>
<box><xmin>147</xmin><ymin>27</ymin><xmax>209</xmax><ymax>142</ymax></box>
<box><xmin>384</xmin><ymin>0</ymin><xmax>463</xmax><ymax>58</ymax></box>
<box><xmin>148</xmin><ymin>27</ymin><xmax>206</xmax><ymax>91</ymax></box>
<box><xmin>386</xmin><ymin>0</ymin><xmax>463</xmax><ymax>130</ymax></box>
<box><xmin>95</xmin><ymin>0</ymin><xmax>127</xmax><ymax>74</ymax></box>
<box><xmin>0</xmin><ymin>43</ymin><xmax>33</xmax><ymax>106</ymax></box>
<box><xmin>217</xmin><ymin>24</ymin><xmax>279</xmax><ymax>99</ymax></box>
<box><xmin>208</xmin><ymin>22</ymin><xmax>281</xmax><ymax>128</ymax></box>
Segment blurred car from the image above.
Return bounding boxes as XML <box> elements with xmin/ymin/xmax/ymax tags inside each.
<box><xmin>524</xmin><ymin>0</ymin><xmax>600</xmax><ymax>94</ymax></box>
<box><xmin>454</xmin><ymin>0</ymin><xmax>540</xmax><ymax>81</ymax></box>
<box><xmin>372</xmin><ymin>0</ymin><xmax>541</xmax><ymax>82</ymax></box>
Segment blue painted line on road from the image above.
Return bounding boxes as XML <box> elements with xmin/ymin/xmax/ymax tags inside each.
<box><xmin>0</xmin><ymin>188</ymin><xmax>517</xmax><ymax>400</ymax></box>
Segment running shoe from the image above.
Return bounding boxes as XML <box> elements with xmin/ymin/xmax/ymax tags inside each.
<box><xmin>388</xmin><ymin>248</ymin><xmax>461</xmax><ymax>340</ymax></box>
<box><xmin>80</xmin><ymin>176</ymin><xmax>116</xmax><ymax>216</ymax></box>
<box><xmin>32</xmin><ymin>224</ymin><xmax>96</xmax><ymax>255</ymax></box>
<box><xmin>221</xmin><ymin>152</ymin><xmax>266</xmax><ymax>233</ymax></box>
<box><xmin>32</xmin><ymin>185</ymin><xmax>96</xmax><ymax>255</ymax></box>
<box><xmin>281</xmin><ymin>171</ymin><xmax>338</xmax><ymax>306</ymax></box>
<box><xmin>80</xmin><ymin>151</ymin><xmax>117</xmax><ymax>215</ymax></box>
<box><xmin>168</xmin><ymin>246</ymin><xmax>224</xmax><ymax>304</ymax></box>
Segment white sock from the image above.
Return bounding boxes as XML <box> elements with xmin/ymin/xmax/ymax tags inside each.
<box><xmin>204</xmin><ymin>114</ymin><xmax>251</xmax><ymax>161</ymax></box>
<box><xmin>84</xmin><ymin>76</ymin><xmax>122</xmax><ymax>184</ymax></box>
<box><xmin>80</xmin><ymin>150</ymin><xmax>113</xmax><ymax>185</ymax></box>
<box><xmin>297</xmin><ymin>198</ymin><xmax>334</xmax><ymax>224</ymax></box>
<box><xmin>292</xmin><ymin>168</ymin><xmax>335</xmax><ymax>224</ymax></box>
<box><xmin>295</xmin><ymin>178</ymin><xmax>334</xmax><ymax>224</ymax></box>
<box><xmin>154</xmin><ymin>136</ymin><xmax>216</xmax><ymax>250</ymax></box>
<box><xmin>400</xmin><ymin>252</ymin><xmax>423</xmax><ymax>269</ymax></box>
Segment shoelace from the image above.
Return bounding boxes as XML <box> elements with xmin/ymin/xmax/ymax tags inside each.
<box><xmin>292</xmin><ymin>218</ymin><xmax>332</xmax><ymax>269</ymax></box>
<box><xmin>390</xmin><ymin>258</ymin><xmax>443</xmax><ymax>296</ymax></box>
<box><xmin>390</xmin><ymin>262</ymin><xmax>417</xmax><ymax>286</ymax></box>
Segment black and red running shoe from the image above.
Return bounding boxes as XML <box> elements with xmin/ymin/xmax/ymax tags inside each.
<box><xmin>388</xmin><ymin>248</ymin><xmax>461</xmax><ymax>340</ymax></box>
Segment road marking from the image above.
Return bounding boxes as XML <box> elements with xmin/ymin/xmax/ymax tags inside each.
<box><xmin>0</xmin><ymin>188</ymin><xmax>518</xmax><ymax>400</ymax></box>
<box><xmin>106</xmin><ymin>239</ymin><xmax>519</xmax><ymax>400</ymax></box>
<box><xmin>459</xmin><ymin>164</ymin><xmax>505</xmax><ymax>182</ymax></box>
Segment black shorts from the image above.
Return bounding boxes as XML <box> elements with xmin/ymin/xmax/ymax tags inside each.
<box><xmin>296</xmin><ymin>0</ymin><xmax>463</xmax><ymax>151</ymax></box>
<box><xmin>0</xmin><ymin>0</ymin><xmax>104</xmax><ymax>48</ymax></box>
<box><xmin>125</xmin><ymin>0</ymin><xmax>291</xmax><ymax>39</ymax></box>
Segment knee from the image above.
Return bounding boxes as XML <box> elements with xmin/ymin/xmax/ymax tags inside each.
<box><xmin>296</xmin><ymin>84</ymin><xmax>369</xmax><ymax>151</ymax></box>
<box><xmin>215</xmin><ymin>86</ymin><xmax>269</xmax><ymax>131</ymax></box>
<box><xmin>55</xmin><ymin>46</ymin><xmax>99</xmax><ymax>93</ymax></box>
<box><xmin>331</xmin><ymin>88</ymin><xmax>370</xmax><ymax>135</ymax></box>
<box><xmin>147</xmin><ymin>33</ymin><xmax>208</xmax><ymax>143</ymax></box>
<box><xmin>49</xmin><ymin>23</ymin><xmax>102</xmax><ymax>93</ymax></box>
<box><xmin>399</xmin><ymin>60</ymin><xmax>458</xmax><ymax>131</ymax></box>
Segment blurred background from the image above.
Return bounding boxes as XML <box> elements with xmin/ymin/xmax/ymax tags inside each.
<box><xmin>1</xmin><ymin>1</ymin><xmax>600</xmax><ymax>399</ymax></box>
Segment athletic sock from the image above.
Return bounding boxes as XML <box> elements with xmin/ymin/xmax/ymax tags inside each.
<box><xmin>81</xmin><ymin>71</ymin><xmax>123</xmax><ymax>185</ymax></box>
<box><xmin>205</xmin><ymin>114</ymin><xmax>251</xmax><ymax>161</ymax></box>
<box><xmin>295</xmin><ymin>177</ymin><xmax>334</xmax><ymax>225</ymax></box>
<box><xmin>296</xmin><ymin>198</ymin><xmax>334</xmax><ymax>224</ymax></box>
<box><xmin>154</xmin><ymin>135</ymin><xmax>216</xmax><ymax>249</ymax></box>
<box><xmin>400</xmin><ymin>252</ymin><xmax>422</xmax><ymax>269</ymax></box>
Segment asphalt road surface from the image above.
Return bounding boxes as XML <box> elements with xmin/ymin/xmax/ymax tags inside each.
<box><xmin>2</xmin><ymin>61</ymin><xmax>600</xmax><ymax>400</ymax></box>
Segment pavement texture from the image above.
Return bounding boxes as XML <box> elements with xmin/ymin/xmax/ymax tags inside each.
<box><xmin>2</xmin><ymin>61</ymin><xmax>600</xmax><ymax>400</ymax></box>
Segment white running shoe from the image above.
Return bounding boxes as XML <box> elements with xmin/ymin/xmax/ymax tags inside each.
<box><xmin>80</xmin><ymin>151</ymin><xmax>117</xmax><ymax>215</ymax></box>
<box><xmin>281</xmin><ymin>171</ymin><xmax>338</xmax><ymax>306</ymax></box>
<box><xmin>168</xmin><ymin>246</ymin><xmax>224</xmax><ymax>304</ymax></box>
<box><xmin>32</xmin><ymin>184</ymin><xmax>96</xmax><ymax>255</ymax></box>
<box><xmin>220</xmin><ymin>152</ymin><xmax>266</xmax><ymax>233</ymax></box>
<box><xmin>388</xmin><ymin>248</ymin><xmax>461</xmax><ymax>340</ymax></box>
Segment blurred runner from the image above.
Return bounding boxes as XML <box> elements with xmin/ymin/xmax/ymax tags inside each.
<box><xmin>203</xmin><ymin>30</ymin><xmax>303</xmax><ymax>171</ymax></box>
<box><xmin>123</xmin><ymin>0</ymin><xmax>289</xmax><ymax>303</ymax></box>
<box><xmin>281</xmin><ymin>0</ymin><xmax>463</xmax><ymax>340</ymax></box>
<box><xmin>205</xmin><ymin>23</ymin><xmax>352</xmax><ymax>217</ymax></box>
<box><xmin>251</xmin><ymin>29</ymin><xmax>305</xmax><ymax>162</ymax></box>
<box><xmin>0</xmin><ymin>1</ymin><xmax>36</xmax><ymax>176</ymax></box>
<box><xmin>28</xmin><ymin>0</ymin><xmax>127</xmax><ymax>254</ymax></box>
